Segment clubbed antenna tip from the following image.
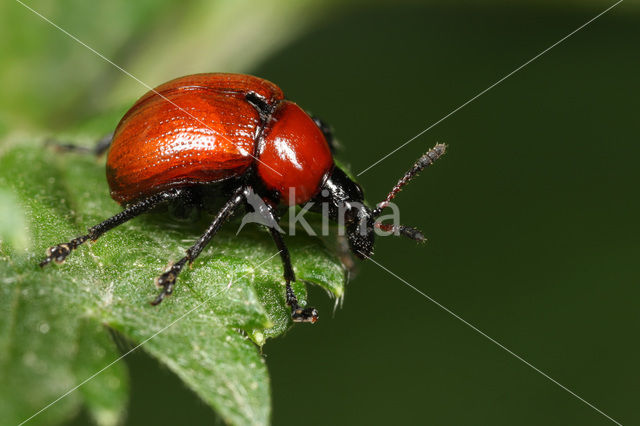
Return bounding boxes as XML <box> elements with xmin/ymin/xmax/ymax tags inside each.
<box><xmin>374</xmin><ymin>222</ymin><xmax>427</xmax><ymax>243</ymax></box>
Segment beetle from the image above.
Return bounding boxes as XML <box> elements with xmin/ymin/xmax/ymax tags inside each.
<box><xmin>40</xmin><ymin>73</ymin><xmax>446</xmax><ymax>323</ymax></box>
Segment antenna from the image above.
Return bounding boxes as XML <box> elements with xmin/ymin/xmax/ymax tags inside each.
<box><xmin>374</xmin><ymin>222</ymin><xmax>426</xmax><ymax>242</ymax></box>
<box><xmin>372</xmin><ymin>143</ymin><xmax>446</xmax><ymax>218</ymax></box>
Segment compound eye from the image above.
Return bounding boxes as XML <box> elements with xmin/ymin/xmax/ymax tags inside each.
<box><xmin>343</xmin><ymin>205</ymin><xmax>359</xmax><ymax>224</ymax></box>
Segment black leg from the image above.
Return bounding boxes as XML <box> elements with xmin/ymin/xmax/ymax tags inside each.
<box><xmin>46</xmin><ymin>132</ymin><xmax>113</xmax><ymax>157</ymax></box>
<box><xmin>310</xmin><ymin>115</ymin><xmax>337</xmax><ymax>153</ymax></box>
<box><xmin>40</xmin><ymin>188</ymin><xmax>184</xmax><ymax>267</ymax></box>
<box><xmin>264</xmin><ymin>208</ymin><xmax>318</xmax><ymax>323</ymax></box>
<box><xmin>152</xmin><ymin>187</ymin><xmax>245</xmax><ymax>305</ymax></box>
<box><xmin>92</xmin><ymin>133</ymin><xmax>114</xmax><ymax>156</ymax></box>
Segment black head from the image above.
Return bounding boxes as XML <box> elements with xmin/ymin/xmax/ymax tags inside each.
<box><xmin>311</xmin><ymin>143</ymin><xmax>447</xmax><ymax>260</ymax></box>
<box><xmin>311</xmin><ymin>167</ymin><xmax>375</xmax><ymax>259</ymax></box>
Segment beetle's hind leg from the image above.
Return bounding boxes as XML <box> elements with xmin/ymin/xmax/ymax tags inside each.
<box><xmin>40</xmin><ymin>189</ymin><xmax>184</xmax><ymax>267</ymax></box>
<box><xmin>45</xmin><ymin>132</ymin><xmax>113</xmax><ymax>157</ymax></box>
<box><xmin>151</xmin><ymin>187</ymin><xmax>245</xmax><ymax>305</ymax></box>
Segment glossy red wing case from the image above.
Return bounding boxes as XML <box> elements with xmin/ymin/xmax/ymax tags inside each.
<box><xmin>106</xmin><ymin>73</ymin><xmax>284</xmax><ymax>204</ymax></box>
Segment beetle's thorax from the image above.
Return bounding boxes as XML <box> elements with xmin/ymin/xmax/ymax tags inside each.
<box><xmin>255</xmin><ymin>101</ymin><xmax>334</xmax><ymax>206</ymax></box>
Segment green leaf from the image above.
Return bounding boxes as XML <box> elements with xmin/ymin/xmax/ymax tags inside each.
<box><xmin>0</xmin><ymin>0</ymin><xmax>338</xmax><ymax>131</ymax></box>
<box><xmin>0</xmin><ymin>135</ymin><xmax>345</xmax><ymax>425</ymax></box>
<box><xmin>0</xmin><ymin>188</ymin><xmax>29</xmax><ymax>252</ymax></box>
<box><xmin>72</xmin><ymin>319</ymin><xmax>129</xmax><ymax>426</ymax></box>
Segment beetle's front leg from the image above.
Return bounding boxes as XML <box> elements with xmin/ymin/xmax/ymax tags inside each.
<box><xmin>239</xmin><ymin>187</ymin><xmax>318</xmax><ymax>323</ymax></box>
<box><xmin>259</xmin><ymin>205</ymin><xmax>318</xmax><ymax>324</ymax></box>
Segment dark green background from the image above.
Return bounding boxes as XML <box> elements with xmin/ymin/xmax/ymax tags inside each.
<box><xmin>7</xmin><ymin>1</ymin><xmax>640</xmax><ymax>425</ymax></box>
<box><xmin>263</xmin><ymin>5</ymin><xmax>639</xmax><ymax>425</ymax></box>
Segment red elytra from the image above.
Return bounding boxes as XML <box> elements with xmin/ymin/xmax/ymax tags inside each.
<box><xmin>106</xmin><ymin>73</ymin><xmax>333</xmax><ymax>206</ymax></box>
<box><xmin>41</xmin><ymin>72</ymin><xmax>446</xmax><ymax>323</ymax></box>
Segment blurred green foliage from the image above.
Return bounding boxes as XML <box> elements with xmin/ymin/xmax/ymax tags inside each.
<box><xmin>0</xmin><ymin>0</ymin><xmax>336</xmax><ymax>131</ymax></box>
